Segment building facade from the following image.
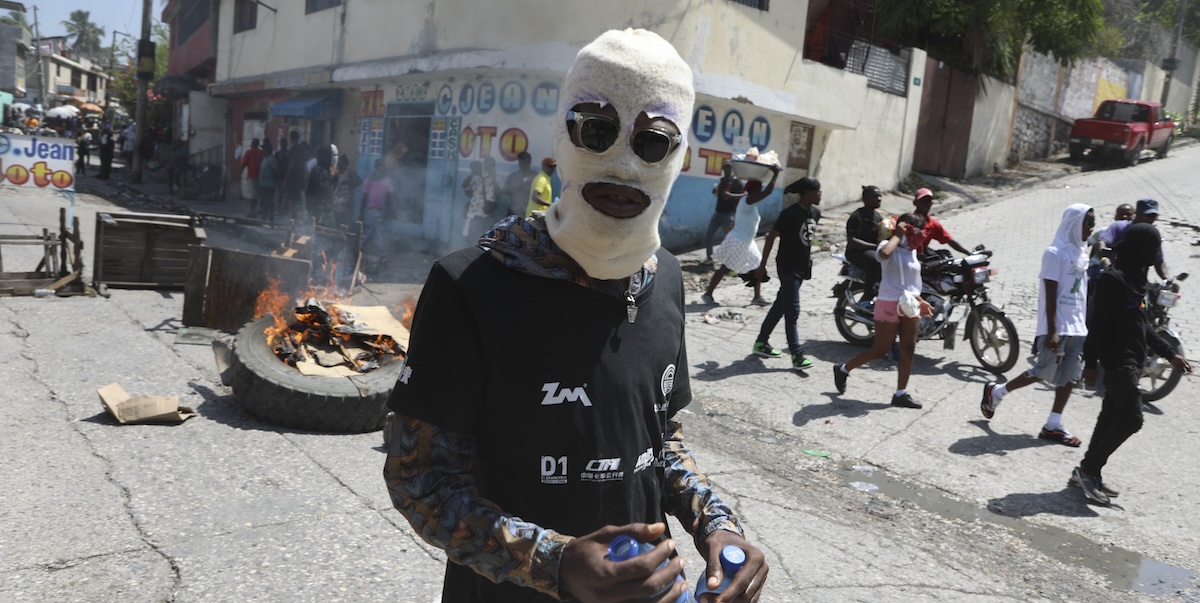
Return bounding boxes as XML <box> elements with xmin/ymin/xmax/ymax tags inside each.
<box><xmin>24</xmin><ymin>37</ymin><xmax>110</xmax><ymax>110</ymax></box>
<box><xmin>207</xmin><ymin>0</ymin><xmax>924</xmax><ymax>253</ymax></box>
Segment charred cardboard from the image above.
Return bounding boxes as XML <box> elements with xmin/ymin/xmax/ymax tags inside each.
<box><xmin>98</xmin><ymin>383</ymin><xmax>196</xmax><ymax>425</ymax></box>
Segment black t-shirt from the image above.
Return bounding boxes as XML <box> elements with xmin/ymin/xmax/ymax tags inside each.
<box><xmin>773</xmin><ymin>203</ymin><xmax>821</xmax><ymax>279</ymax></box>
<box><xmin>388</xmin><ymin>248</ymin><xmax>691</xmax><ymax>603</ymax></box>
<box><xmin>846</xmin><ymin>205</ymin><xmax>882</xmax><ymax>246</ymax></box>
<box><xmin>714</xmin><ymin>175</ymin><xmax>739</xmax><ymax>214</ymax></box>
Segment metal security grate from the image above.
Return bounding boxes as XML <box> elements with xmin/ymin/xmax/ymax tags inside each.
<box><xmin>846</xmin><ymin>40</ymin><xmax>908</xmax><ymax>96</ymax></box>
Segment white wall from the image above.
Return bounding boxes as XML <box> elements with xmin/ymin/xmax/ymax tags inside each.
<box><xmin>967</xmin><ymin>76</ymin><xmax>1016</xmax><ymax>177</ymax></box>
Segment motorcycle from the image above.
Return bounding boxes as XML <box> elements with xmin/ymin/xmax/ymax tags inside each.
<box><xmin>1139</xmin><ymin>273</ymin><xmax>1188</xmax><ymax>402</ymax></box>
<box><xmin>831</xmin><ymin>246</ymin><xmax>1020</xmax><ymax>374</ymax></box>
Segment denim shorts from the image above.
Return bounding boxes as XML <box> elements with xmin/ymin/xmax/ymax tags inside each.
<box><xmin>1026</xmin><ymin>334</ymin><xmax>1085</xmax><ymax>387</ymax></box>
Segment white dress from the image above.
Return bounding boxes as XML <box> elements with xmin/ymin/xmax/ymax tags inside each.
<box><xmin>713</xmin><ymin>199</ymin><xmax>762</xmax><ymax>273</ymax></box>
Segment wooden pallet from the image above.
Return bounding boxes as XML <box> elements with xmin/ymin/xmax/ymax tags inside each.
<box><xmin>92</xmin><ymin>211</ymin><xmax>207</xmax><ymax>290</ymax></box>
<box><xmin>0</xmin><ymin>208</ymin><xmax>87</xmax><ymax>297</ymax></box>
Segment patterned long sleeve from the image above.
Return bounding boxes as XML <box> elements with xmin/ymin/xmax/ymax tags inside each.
<box><xmin>660</xmin><ymin>419</ymin><xmax>744</xmax><ymax>548</ymax></box>
<box><xmin>384</xmin><ymin>415</ymin><xmax>574</xmax><ymax>598</ymax></box>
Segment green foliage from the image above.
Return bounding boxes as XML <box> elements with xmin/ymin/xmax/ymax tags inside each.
<box><xmin>61</xmin><ymin>10</ymin><xmax>105</xmax><ymax>61</ymax></box>
<box><xmin>0</xmin><ymin>10</ymin><xmax>30</xmax><ymax>32</ymax></box>
<box><xmin>875</xmin><ymin>0</ymin><xmax>1103</xmax><ymax>77</ymax></box>
<box><xmin>1141</xmin><ymin>0</ymin><xmax>1200</xmax><ymax>48</ymax></box>
<box><xmin>110</xmin><ymin>22</ymin><xmax>171</xmax><ymax>127</ymax></box>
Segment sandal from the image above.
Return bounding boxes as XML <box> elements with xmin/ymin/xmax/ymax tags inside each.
<box><xmin>1038</xmin><ymin>427</ymin><xmax>1081</xmax><ymax>447</ymax></box>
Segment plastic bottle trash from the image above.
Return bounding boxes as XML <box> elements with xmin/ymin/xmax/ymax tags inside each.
<box><xmin>33</xmin><ymin>289</ymin><xmax>54</xmax><ymax>298</ymax></box>
<box><xmin>694</xmin><ymin>545</ymin><xmax>746</xmax><ymax>600</ymax></box>
<box><xmin>607</xmin><ymin>535</ymin><xmax>694</xmax><ymax>603</ymax></box>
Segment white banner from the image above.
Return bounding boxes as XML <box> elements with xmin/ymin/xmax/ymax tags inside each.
<box><xmin>0</xmin><ymin>133</ymin><xmax>76</xmax><ymax>192</ymax></box>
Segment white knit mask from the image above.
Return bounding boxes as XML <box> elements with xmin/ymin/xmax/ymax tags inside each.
<box><xmin>546</xmin><ymin>29</ymin><xmax>695</xmax><ymax>280</ymax></box>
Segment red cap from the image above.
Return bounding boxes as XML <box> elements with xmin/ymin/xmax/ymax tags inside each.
<box><xmin>914</xmin><ymin>188</ymin><xmax>934</xmax><ymax>202</ymax></box>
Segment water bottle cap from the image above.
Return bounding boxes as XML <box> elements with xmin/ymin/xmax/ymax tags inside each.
<box><xmin>607</xmin><ymin>535</ymin><xmax>642</xmax><ymax>562</ymax></box>
<box><xmin>720</xmin><ymin>545</ymin><xmax>746</xmax><ymax>573</ymax></box>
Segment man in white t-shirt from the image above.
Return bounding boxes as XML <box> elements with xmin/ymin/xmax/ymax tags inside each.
<box><xmin>981</xmin><ymin>204</ymin><xmax>1096</xmax><ymax>446</ymax></box>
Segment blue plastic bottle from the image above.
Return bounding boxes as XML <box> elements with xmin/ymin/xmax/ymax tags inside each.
<box><xmin>607</xmin><ymin>535</ymin><xmax>695</xmax><ymax>603</ymax></box>
<box><xmin>693</xmin><ymin>545</ymin><xmax>746</xmax><ymax>600</ymax></box>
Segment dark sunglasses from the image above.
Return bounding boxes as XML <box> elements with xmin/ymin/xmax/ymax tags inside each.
<box><xmin>566</xmin><ymin>110</ymin><xmax>682</xmax><ymax>164</ymax></box>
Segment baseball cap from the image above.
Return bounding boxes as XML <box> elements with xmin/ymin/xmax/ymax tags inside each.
<box><xmin>1136</xmin><ymin>198</ymin><xmax>1159</xmax><ymax>215</ymax></box>
<box><xmin>915</xmin><ymin>188</ymin><xmax>934</xmax><ymax>202</ymax></box>
<box><xmin>542</xmin><ymin>157</ymin><xmax>557</xmax><ymax>167</ymax></box>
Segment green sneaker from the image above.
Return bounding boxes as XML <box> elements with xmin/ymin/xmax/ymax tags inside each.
<box><xmin>752</xmin><ymin>342</ymin><xmax>782</xmax><ymax>358</ymax></box>
<box><xmin>791</xmin><ymin>354</ymin><xmax>814</xmax><ymax>371</ymax></box>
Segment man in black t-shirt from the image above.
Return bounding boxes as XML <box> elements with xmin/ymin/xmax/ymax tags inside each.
<box><xmin>845</xmin><ymin>185</ymin><xmax>884</xmax><ymax>296</ymax></box>
<box><xmin>383</xmin><ymin>29</ymin><xmax>767</xmax><ymax>603</ymax></box>
<box><xmin>702</xmin><ymin>161</ymin><xmax>742</xmax><ymax>265</ymax></box>
<box><xmin>754</xmin><ymin>176</ymin><xmax>822</xmax><ymax>371</ymax></box>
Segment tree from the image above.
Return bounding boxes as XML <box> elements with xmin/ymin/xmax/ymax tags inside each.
<box><xmin>61</xmin><ymin>10</ymin><xmax>105</xmax><ymax>60</ymax></box>
<box><xmin>875</xmin><ymin>0</ymin><xmax>1104</xmax><ymax>78</ymax></box>
<box><xmin>110</xmin><ymin>21</ymin><xmax>171</xmax><ymax>127</ymax></box>
<box><xmin>0</xmin><ymin>10</ymin><xmax>30</xmax><ymax>32</ymax></box>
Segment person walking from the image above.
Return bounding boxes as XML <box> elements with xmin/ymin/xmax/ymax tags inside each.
<box><xmin>833</xmin><ymin>213</ymin><xmax>932</xmax><ymax>408</ymax></box>
<box><xmin>384</xmin><ymin>29</ymin><xmax>767</xmax><ymax>603</ymax></box>
<box><xmin>282</xmin><ymin>130</ymin><xmax>310</xmax><ymax>220</ymax></box>
<box><xmin>97</xmin><ymin>123</ymin><xmax>115</xmax><ymax>180</ymax></box>
<box><xmin>306</xmin><ymin>144</ymin><xmax>337</xmax><ymax>226</ymax></box>
<box><xmin>257</xmin><ymin>139</ymin><xmax>278</xmax><ymax>222</ymax></box>
<box><xmin>360</xmin><ymin>159</ymin><xmax>393</xmax><ymax>273</ymax></box>
<box><xmin>332</xmin><ymin>153</ymin><xmax>362</xmax><ymax>228</ymax></box>
<box><xmin>240</xmin><ymin>138</ymin><xmax>264</xmax><ymax>218</ymax></box>
<box><xmin>981</xmin><ymin>204</ymin><xmax>1096</xmax><ymax>445</ymax></box>
<box><xmin>701</xmin><ymin>165</ymin><xmax>780</xmax><ymax>307</ymax></box>
<box><xmin>1074</xmin><ymin>223</ymin><xmax>1192</xmax><ymax>505</ymax></box>
<box><xmin>502</xmin><ymin>151</ymin><xmax>537</xmax><ymax>217</ymax></box>
<box><xmin>702</xmin><ymin>161</ymin><xmax>741</xmax><ymax>266</ymax></box>
<box><xmin>524</xmin><ymin>157</ymin><xmax>556</xmax><ymax>217</ymax></box>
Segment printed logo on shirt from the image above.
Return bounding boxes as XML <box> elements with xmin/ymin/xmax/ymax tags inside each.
<box><xmin>660</xmin><ymin>364</ymin><xmax>675</xmax><ymax>398</ymax></box>
<box><xmin>634</xmin><ymin>447</ymin><xmax>655</xmax><ymax>473</ymax></box>
<box><xmin>398</xmin><ymin>360</ymin><xmax>412</xmax><ymax>385</ymax></box>
<box><xmin>582</xmin><ymin>457</ymin><xmax>624</xmax><ymax>482</ymax></box>
<box><xmin>540</xmin><ymin>382</ymin><xmax>592</xmax><ymax>406</ymax></box>
<box><xmin>540</xmin><ymin>455</ymin><xmax>568</xmax><ymax>485</ymax></box>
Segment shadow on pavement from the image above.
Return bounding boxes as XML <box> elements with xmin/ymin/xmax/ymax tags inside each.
<box><xmin>792</xmin><ymin>392</ymin><xmax>892</xmax><ymax>427</ymax></box>
<box><xmin>986</xmin><ymin>488</ymin><xmax>1103</xmax><ymax>519</ymax></box>
<box><xmin>692</xmin><ymin>356</ymin><xmax>806</xmax><ymax>380</ymax></box>
<box><xmin>188</xmin><ymin>381</ymin><xmax>295</xmax><ymax>434</ymax></box>
<box><xmin>947</xmin><ymin>419</ymin><xmax>1056</xmax><ymax>457</ymax></box>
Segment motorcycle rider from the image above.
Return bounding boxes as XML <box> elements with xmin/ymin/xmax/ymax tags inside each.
<box><xmin>1076</xmin><ymin>223</ymin><xmax>1192</xmax><ymax>505</ymax></box>
<box><xmin>981</xmin><ymin>204</ymin><xmax>1096</xmax><ymax>447</ymax></box>
<box><xmin>1098</xmin><ymin>198</ymin><xmax>1170</xmax><ymax>281</ymax></box>
<box><xmin>843</xmin><ymin>185</ymin><xmax>885</xmax><ymax>301</ymax></box>
<box><xmin>911</xmin><ymin>188</ymin><xmax>977</xmax><ymax>257</ymax></box>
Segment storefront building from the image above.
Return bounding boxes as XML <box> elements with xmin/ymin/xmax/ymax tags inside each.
<box><xmin>211</xmin><ymin>0</ymin><xmax>923</xmax><ymax>254</ymax></box>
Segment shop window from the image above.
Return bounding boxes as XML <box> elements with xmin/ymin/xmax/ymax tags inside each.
<box><xmin>306</xmin><ymin>0</ymin><xmax>342</xmax><ymax>14</ymax></box>
<box><xmin>729</xmin><ymin>0</ymin><xmax>769</xmax><ymax>9</ymax></box>
<box><xmin>234</xmin><ymin>0</ymin><xmax>258</xmax><ymax>33</ymax></box>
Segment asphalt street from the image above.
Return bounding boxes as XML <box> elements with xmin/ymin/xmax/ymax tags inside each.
<box><xmin>1</xmin><ymin>145</ymin><xmax>1199</xmax><ymax>602</ymax></box>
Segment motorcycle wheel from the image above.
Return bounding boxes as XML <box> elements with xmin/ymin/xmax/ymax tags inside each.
<box><xmin>834</xmin><ymin>283</ymin><xmax>875</xmax><ymax>346</ymax></box>
<box><xmin>969</xmin><ymin>305</ymin><xmax>1019</xmax><ymax>374</ymax></box>
<box><xmin>1141</xmin><ymin>331</ymin><xmax>1183</xmax><ymax>402</ymax></box>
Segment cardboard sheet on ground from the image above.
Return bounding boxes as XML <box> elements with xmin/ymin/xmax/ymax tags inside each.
<box><xmin>331</xmin><ymin>304</ymin><xmax>410</xmax><ymax>349</ymax></box>
<box><xmin>98</xmin><ymin>383</ymin><xmax>196</xmax><ymax>424</ymax></box>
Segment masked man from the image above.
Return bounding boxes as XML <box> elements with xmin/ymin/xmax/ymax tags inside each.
<box><xmin>384</xmin><ymin>29</ymin><xmax>767</xmax><ymax>602</ymax></box>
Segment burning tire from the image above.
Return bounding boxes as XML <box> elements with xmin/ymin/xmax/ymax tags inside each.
<box><xmin>230</xmin><ymin>315</ymin><xmax>400</xmax><ymax>433</ymax></box>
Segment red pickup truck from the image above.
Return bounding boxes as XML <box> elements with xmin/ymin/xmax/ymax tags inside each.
<box><xmin>1068</xmin><ymin>99</ymin><xmax>1174</xmax><ymax>166</ymax></box>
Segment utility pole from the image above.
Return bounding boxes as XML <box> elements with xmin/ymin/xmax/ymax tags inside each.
<box><xmin>131</xmin><ymin>0</ymin><xmax>152</xmax><ymax>184</ymax></box>
<box><xmin>32</xmin><ymin>5</ymin><xmax>46</xmax><ymax>110</ymax></box>
<box><xmin>1160</xmin><ymin>0</ymin><xmax>1191</xmax><ymax>108</ymax></box>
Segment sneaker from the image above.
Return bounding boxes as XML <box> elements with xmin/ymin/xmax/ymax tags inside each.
<box><xmin>791</xmin><ymin>354</ymin><xmax>814</xmax><ymax>371</ymax></box>
<box><xmin>750</xmin><ymin>297</ymin><xmax>771</xmax><ymax>306</ymax></box>
<box><xmin>1069</xmin><ymin>469</ymin><xmax>1120</xmax><ymax>498</ymax></box>
<box><xmin>752</xmin><ymin>342</ymin><xmax>782</xmax><ymax>358</ymax></box>
<box><xmin>891</xmin><ymin>392</ymin><xmax>923</xmax><ymax>409</ymax></box>
<box><xmin>700</xmin><ymin>257</ymin><xmax>715</xmax><ymax>266</ymax></box>
<box><xmin>1070</xmin><ymin>466</ymin><xmax>1111</xmax><ymax>505</ymax></box>
<box><xmin>701</xmin><ymin>293</ymin><xmax>717</xmax><ymax>305</ymax></box>
<box><xmin>1038</xmin><ymin>426</ymin><xmax>1082</xmax><ymax>447</ymax></box>
<box><xmin>980</xmin><ymin>382</ymin><xmax>998</xmax><ymax>419</ymax></box>
<box><xmin>833</xmin><ymin>364</ymin><xmax>848</xmax><ymax>394</ymax></box>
